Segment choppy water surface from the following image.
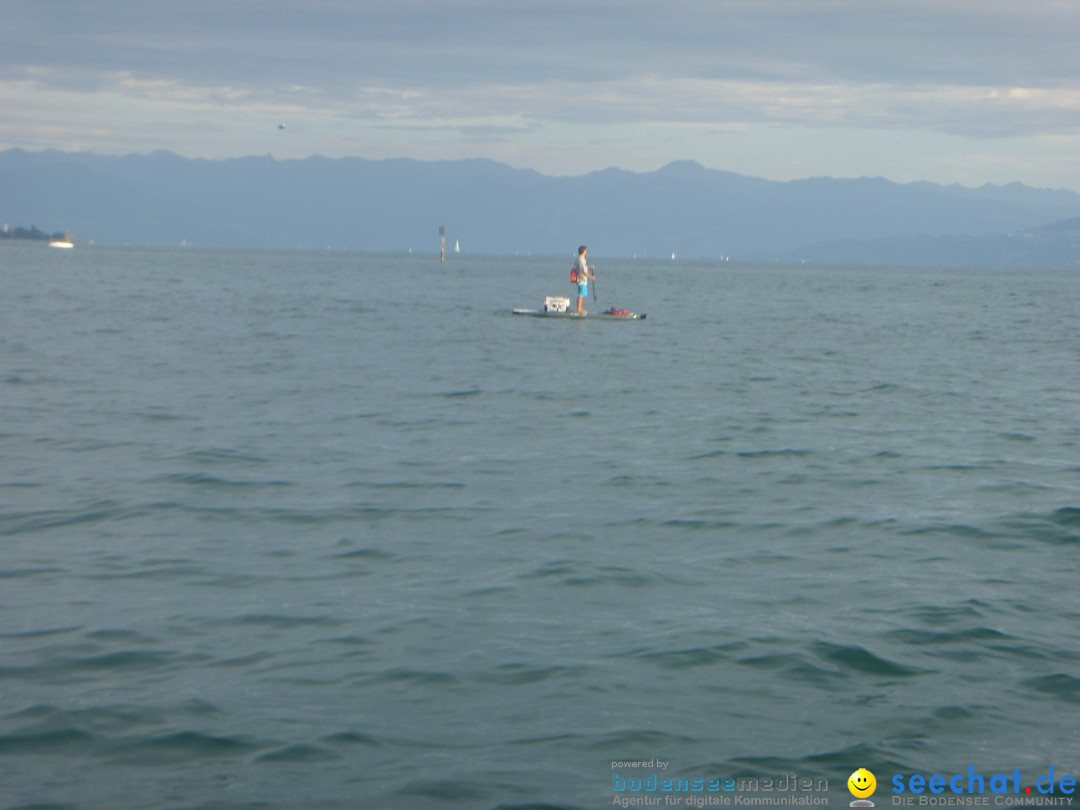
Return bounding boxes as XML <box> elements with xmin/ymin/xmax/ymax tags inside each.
<box><xmin>2</xmin><ymin>243</ymin><xmax>1079</xmax><ymax>809</ymax></box>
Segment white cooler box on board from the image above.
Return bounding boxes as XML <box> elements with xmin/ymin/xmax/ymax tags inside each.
<box><xmin>544</xmin><ymin>296</ymin><xmax>571</xmax><ymax>313</ymax></box>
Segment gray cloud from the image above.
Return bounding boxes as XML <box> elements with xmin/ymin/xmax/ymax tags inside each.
<box><xmin>4</xmin><ymin>0</ymin><xmax>1080</xmax><ymax>185</ymax></box>
<box><xmin>7</xmin><ymin>0</ymin><xmax>1080</xmax><ymax>88</ymax></box>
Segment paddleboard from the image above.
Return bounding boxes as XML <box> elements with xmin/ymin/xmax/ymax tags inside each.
<box><xmin>513</xmin><ymin>308</ymin><xmax>646</xmax><ymax>320</ymax></box>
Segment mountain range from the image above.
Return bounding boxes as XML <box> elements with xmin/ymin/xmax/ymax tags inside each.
<box><xmin>3</xmin><ymin>148</ymin><xmax>1080</xmax><ymax>267</ymax></box>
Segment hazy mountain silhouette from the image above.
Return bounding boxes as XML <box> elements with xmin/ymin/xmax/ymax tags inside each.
<box><xmin>772</xmin><ymin>216</ymin><xmax>1080</xmax><ymax>268</ymax></box>
<box><xmin>4</xmin><ymin>148</ymin><xmax>1080</xmax><ymax>265</ymax></box>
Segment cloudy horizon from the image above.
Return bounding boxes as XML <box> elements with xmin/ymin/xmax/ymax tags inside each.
<box><xmin>5</xmin><ymin>0</ymin><xmax>1080</xmax><ymax>190</ymax></box>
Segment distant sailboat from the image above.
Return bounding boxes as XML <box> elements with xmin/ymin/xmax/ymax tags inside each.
<box><xmin>49</xmin><ymin>232</ymin><xmax>75</xmax><ymax>249</ymax></box>
<box><xmin>455</xmin><ymin>239</ymin><xmax>460</xmax><ymax>253</ymax></box>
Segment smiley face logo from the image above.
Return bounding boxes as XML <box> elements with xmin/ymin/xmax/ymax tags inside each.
<box><xmin>848</xmin><ymin>768</ymin><xmax>877</xmax><ymax>798</ymax></box>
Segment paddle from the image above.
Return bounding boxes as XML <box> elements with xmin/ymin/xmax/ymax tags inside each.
<box><xmin>592</xmin><ymin>264</ymin><xmax>597</xmax><ymax>302</ymax></box>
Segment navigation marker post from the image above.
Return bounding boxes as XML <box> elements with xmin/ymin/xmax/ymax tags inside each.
<box><xmin>440</xmin><ymin>226</ymin><xmax>446</xmax><ymax>262</ymax></box>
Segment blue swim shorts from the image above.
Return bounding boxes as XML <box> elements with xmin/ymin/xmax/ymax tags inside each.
<box><xmin>577</xmin><ymin>283</ymin><xmax>588</xmax><ymax>297</ymax></box>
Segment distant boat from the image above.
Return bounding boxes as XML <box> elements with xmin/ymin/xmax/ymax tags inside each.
<box><xmin>49</xmin><ymin>232</ymin><xmax>75</xmax><ymax>249</ymax></box>
<box><xmin>455</xmin><ymin>239</ymin><xmax>460</xmax><ymax>253</ymax></box>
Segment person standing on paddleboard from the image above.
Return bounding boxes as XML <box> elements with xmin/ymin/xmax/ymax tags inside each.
<box><xmin>573</xmin><ymin>245</ymin><xmax>595</xmax><ymax>315</ymax></box>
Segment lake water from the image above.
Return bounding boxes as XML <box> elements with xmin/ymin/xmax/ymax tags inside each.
<box><xmin>2</xmin><ymin>243</ymin><xmax>1079</xmax><ymax>809</ymax></box>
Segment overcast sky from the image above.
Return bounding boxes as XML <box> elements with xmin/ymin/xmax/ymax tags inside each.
<box><xmin>5</xmin><ymin>0</ymin><xmax>1080</xmax><ymax>190</ymax></box>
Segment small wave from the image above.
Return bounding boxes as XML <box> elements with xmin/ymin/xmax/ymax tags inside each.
<box><xmin>0</xmin><ymin>501</ymin><xmax>136</xmax><ymax>536</ymax></box>
<box><xmin>0</xmin><ymin>649</ymin><xmax>204</xmax><ymax>684</ymax></box>
<box><xmin>0</xmin><ymin>704</ymin><xmax>180</xmax><ymax>758</ymax></box>
<box><xmin>736</xmin><ymin>448</ymin><xmax>812</xmax><ymax>459</ymax></box>
<box><xmin>736</xmin><ymin>652</ymin><xmax>843</xmax><ymax>686</ymax></box>
<box><xmin>933</xmin><ymin>705</ymin><xmax>979</xmax><ymax>720</ymax></box>
<box><xmin>1023</xmin><ymin>673</ymin><xmax>1080</xmax><ymax>703</ymax></box>
<box><xmin>69</xmin><ymin>649</ymin><xmax>203</xmax><ymax>674</ymax></box>
<box><xmin>885</xmin><ymin>626</ymin><xmax>1013</xmax><ymax>647</ymax></box>
<box><xmin>897</xmin><ymin>522</ymin><xmax>1004</xmax><ymax>541</ymax></box>
<box><xmin>85</xmin><ymin>560</ymin><xmax>210</xmax><ymax>582</ymax></box>
<box><xmin>256</xmin><ymin>743</ymin><xmax>340</xmax><ymax>762</ymax></box>
<box><xmin>0</xmin><ymin>727</ymin><xmax>96</xmax><ymax>756</ymax></box>
<box><xmin>902</xmin><ymin>602</ymin><xmax>987</xmax><ymax>626</ymax></box>
<box><xmin>135</xmin><ymin>409</ymin><xmax>188</xmax><ymax>422</ymax></box>
<box><xmin>583</xmin><ymin>729</ymin><xmax>699</xmax><ymax>750</ymax></box>
<box><xmin>114</xmin><ymin>730</ymin><xmax>264</xmax><ymax>763</ymax></box>
<box><xmin>0</xmin><ymin>625</ymin><xmax>83</xmax><ymax>641</ymax></box>
<box><xmin>0</xmin><ymin>566</ymin><xmax>66</xmax><ymax>580</ymax></box>
<box><xmin>398</xmin><ymin>778</ymin><xmax>490</xmax><ymax>801</ymax></box>
<box><xmin>811</xmin><ymin>642</ymin><xmax>924</xmax><ymax>677</ymax></box>
<box><xmin>208</xmin><ymin>651</ymin><xmax>278</xmax><ymax>668</ymax></box>
<box><xmin>796</xmin><ymin>743</ymin><xmax>910</xmax><ymax>773</ymax></box>
<box><xmin>518</xmin><ymin>561</ymin><xmax>664</xmax><ymax>589</ymax></box>
<box><xmin>318</xmin><ymin>634</ymin><xmax>373</xmax><ymax>649</ymax></box>
<box><xmin>1052</xmin><ymin>507</ymin><xmax>1080</xmax><ymax>527</ymax></box>
<box><xmin>994</xmin><ymin>509</ymin><xmax>1080</xmax><ymax>545</ymax></box>
<box><xmin>182</xmin><ymin>448</ymin><xmax>270</xmax><ymax>466</ymax></box>
<box><xmin>520</xmin><ymin>562</ymin><xmax>577</xmax><ymax>580</ymax></box>
<box><xmin>687</xmin><ymin>449</ymin><xmax>728</xmax><ymax>460</ymax></box>
<box><xmin>503</xmin><ymin>732</ymin><xmax>584</xmax><ymax>748</ymax></box>
<box><xmin>85</xmin><ymin>628</ymin><xmax>159</xmax><ymax>645</ymax></box>
<box><xmin>659</xmin><ymin>518</ymin><xmax>739</xmax><ymax>531</ymax></box>
<box><xmin>215</xmin><ymin>613</ymin><xmax>346</xmax><ymax>630</ymax></box>
<box><xmin>234</xmin><ymin>503</ymin><xmax>487</xmax><ymax>526</ymax></box>
<box><xmin>562</xmin><ymin>566</ymin><xmax>656</xmax><ymax>588</ymax></box>
<box><xmin>474</xmin><ymin>664</ymin><xmax>586</xmax><ymax>686</ymax></box>
<box><xmin>636</xmin><ymin>644</ymin><xmax>744</xmax><ymax>670</ymax></box>
<box><xmin>348</xmin><ymin>479</ymin><xmax>466</xmax><ymax>490</ymax></box>
<box><xmin>158</xmin><ymin>472</ymin><xmax>294</xmax><ymax>489</ymax></box>
<box><xmin>320</xmin><ymin>730</ymin><xmax>381</xmax><ymax>747</ymax></box>
<box><xmin>331</xmin><ymin>545</ymin><xmax>397</xmax><ymax>560</ymax></box>
<box><xmin>1001</xmin><ymin>433</ymin><xmax>1040</xmax><ymax>447</ymax></box>
<box><xmin>363</xmin><ymin>667</ymin><xmax>458</xmax><ymax>686</ymax></box>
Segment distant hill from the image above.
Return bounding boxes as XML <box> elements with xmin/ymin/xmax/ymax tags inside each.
<box><xmin>767</xmin><ymin>216</ymin><xmax>1080</xmax><ymax>268</ymax></box>
<box><xmin>0</xmin><ymin>224</ymin><xmax>69</xmax><ymax>242</ymax></box>
<box><xmin>3</xmin><ymin>148</ymin><xmax>1080</xmax><ymax>265</ymax></box>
